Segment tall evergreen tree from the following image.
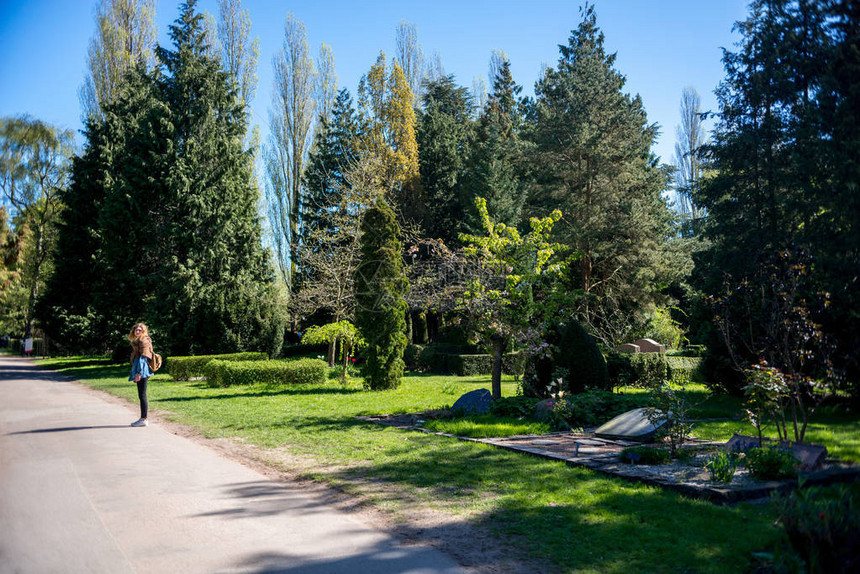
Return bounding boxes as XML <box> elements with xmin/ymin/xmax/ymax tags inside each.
<box><xmin>149</xmin><ymin>0</ymin><xmax>280</xmax><ymax>354</ymax></box>
<box><xmin>694</xmin><ymin>0</ymin><xmax>859</xmax><ymax>390</ymax></box>
<box><xmin>416</xmin><ymin>75</ymin><xmax>473</xmax><ymax>242</ymax></box>
<box><xmin>46</xmin><ymin>1</ymin><xmax>284</xmax><ymax>356</ymax></box>
<box><xmin>302</xmin><ymin>88</ymin><xmax>360</xmax><ymax>238</ymax></box>
<box><xmin>461</xmin><ymin>52</ymin><xmax>527</xmax><ymax>233</ymax></box>
<box><xmin>354</xmin><ymin>198</ymin><xmax>408</xmax><ymax>390</ymax></box>
<box><xmin>530</xmin><ymin>5</ymin><xmax>672</xmax><ymax>344</ymax></box>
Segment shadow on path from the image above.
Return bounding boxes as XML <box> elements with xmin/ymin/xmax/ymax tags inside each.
<box><xmin>7</xmin><ymin>424</ymin><xmax>132</xmax><ymax>435</ymax></box>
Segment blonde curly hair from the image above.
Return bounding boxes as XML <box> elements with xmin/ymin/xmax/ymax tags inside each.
<box><xmin>128</xmin><ymin>323</ymin><xmax>150</xmax><ymax>342</ymax></box>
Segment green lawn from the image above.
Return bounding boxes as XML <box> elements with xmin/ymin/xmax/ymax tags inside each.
<box><xmin>40</xmin><ymin>357</ymin><xmax>790</xmax><ymax>573</ymax></box>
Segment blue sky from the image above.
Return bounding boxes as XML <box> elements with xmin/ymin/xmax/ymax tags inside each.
<box><xmin>0</xmin><ymin>0</ymin><xmax>748</xmax><ymax>167</ymax></box>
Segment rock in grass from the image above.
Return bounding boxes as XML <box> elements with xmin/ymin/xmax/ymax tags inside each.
<box><xmin>451</xmin><ymin>389</ymin><xmax>492</xmax><ymax>415</ymax></box>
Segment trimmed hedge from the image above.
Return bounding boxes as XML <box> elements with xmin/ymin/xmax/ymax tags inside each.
<box><xmin>168</xmin><ymin>352</ymin><xmax>268</xmax><ymax>380</ymax></box>
<box><xmin>205</xmin><ymin>358</ymin><xmax>328</xmax><ymax>387</ymax></box>
<box><xmin>665</xmin><ymin>356</ymin><xmax>705</xmax><ymax>384</ymax></box>
<box><xmin>405</xmin><ymin>344</ymin><xmax>524</xmax><ymax>376</ymax></box>
<box><xmin>607</xmin><ymin>353</ymin><xmax>705</xmax><ymax>387</ymax></box>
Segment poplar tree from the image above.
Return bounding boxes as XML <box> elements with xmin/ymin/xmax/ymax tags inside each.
<box><xmin>266</xmin><ymin>13</ymin><xmax>316</xmax><ymax>288</ymax></box>
<box><xmin>357</xmin><ymin>54</ymin><xmax>421</xmax><ymax>222</ymax></box>
<box><xmin>80</xmin><ymin>0</ymin><xmax>157</xmax><ymax>121</ymax></box>
<box><xmin>530</xmin><ymin>5</ymin><xmax>672</xmax><ymax>344</ymax></box>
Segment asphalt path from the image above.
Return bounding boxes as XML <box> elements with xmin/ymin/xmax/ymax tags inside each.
<box><xmin>0</xmin><ymin>355</ymin><xmax>467</xmax><ymax>573</ymax></box>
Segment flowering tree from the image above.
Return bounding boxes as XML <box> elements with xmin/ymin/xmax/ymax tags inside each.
<box><xmin>458</xmin><ymin>197</ymin><xmax>574</xmax><ymax>399</ymax></box>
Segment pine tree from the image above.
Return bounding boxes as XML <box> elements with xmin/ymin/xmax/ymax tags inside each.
<box><xmin>530</xmin><ymin>5</ymin><xmax>672</xmax><ymax>344</ymax></box>
<box><xmin>354</xmin><ymin>198</ymin><xmax>408</xmax><ymax>390</ymax></box>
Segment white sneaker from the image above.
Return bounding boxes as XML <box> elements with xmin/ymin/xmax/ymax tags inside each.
<box><xmin>130</xmin><ymin>419</ymin><xmax>148</xmax><ymax>427</ymax></box>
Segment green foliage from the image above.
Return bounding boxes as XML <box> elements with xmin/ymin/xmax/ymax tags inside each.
<box><xmin>620</xmin><ymin>445</ymin><xmax>671</xmax><ymax>465</ymax></box>
<box><xmin>529</xmin><ymin>5</ymin><xmax>673</xmax><ymax>346</ymax></box>
<box><xmin>406</xmin><ymin>344</ymin><xmax>524</xmax><ymax>376</ymax></box>
<box><xmin>665</xmin><ymin>356</ymin><xmax>705</xmax><ymax>385</ymax></box>
<box><xmin>695</xmin><ymin>0</ymin><xmax>860</xmax><ymax>396</ymax></box>
<box><xmin>44</xmin><ymin>2</ymin><xmax>283</xmax><ymax>356</ymax></box>
<box><xmin>554</xmin><ymin>320</ymin><xmax>610</xmax><ymax>394</ymax></box>
<box><xmin>646</xmin><ymin>380</ymin><xmax>695</xmax><ymax>457</ymax></box>
<box><xmin>459</xmin><ymin>196</ymin><xmax>572</xmax><ymax>399</ymax></box>
<box><xmin>209</xmin><ymin>358</ymin><xmax>328</xmax><ymax>387</ymax></box>
<box><xmin>550</xmin><ymin>390</ymin><xmax>641</xmax><ymax>430</ymax></box>
<box><xmin>773</xmin><ymin>482</ymin><xmax>860</xmax><ymax>573</ymax></box>
<box><xmin>203</xmin><ymin>359</ymin><xmax>228</xmax><ymax>388</ymax></box>
<box><xmin>642</xmin><ymin>307</ymin><xmax>686</xmax><ymax>350</ymax></box>
<box><xmin>746</xmin><ymin>447</ymin><xmax>798</xmax><ymax>481</ymax></box>
<box><xmin>489</xmin><ymin>396</ymin><xmax>541</xmax><ymax>419</ymax></box>
<box><xmin>629</xmin><ymin>354</ymin><xmax>669</xmax><ymax>387</ymax></box>
<box><xmin>416</xmin><ymin>75</ymin><xmax>474</xmax><ymax>242</ymax></box>
<box><xmin>354</xmin><ymin>199</ymin><xmax>408</xmax><ymax>390</ymax></box>
<box><xmin>168</xmin><ymin>352</ymin><xmax>267</xmax><ymax>381</ymax></box>
<box><xmin>704</xmin><ymin>451</ymin><xmax>740</xmax><ymax>484</ymax></box>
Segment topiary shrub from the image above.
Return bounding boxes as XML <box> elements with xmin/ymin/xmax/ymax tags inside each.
<box><xmin>666</xmin><ymin>356</ymin><xmax>705</xmax><ymax>384</ymax></box>
<box><xmin>168</xmin><ymin>352</ymin><xmax>268</xmax><ymax>380</ymax></box>
<box><xmin>448</xmin><ymin>353</ymin><xmax>525</xmax><ymax>376</ymax></box>
<box><xmin>555</xmin><ymin>321</ymin><xmax>610</xmax><ymax>394</ymax></box>
<box><xmin>210</xmin><ymin>358</ymin><xmax>328</xmax><ymax>387</ymax></box>
<box><xmin>404</xmin><ymin>344</ymin><xmax>424</xmax><ymax>370</ymax></box>
<box><xmin>354</xmin><ymin>199</ymin><xmax>408</xmax><ymax>390</ymax></box>
<box><xmin>203</xmin><ymin>359</ymin><xmax>228</xmax><ymax>388</ymax></box>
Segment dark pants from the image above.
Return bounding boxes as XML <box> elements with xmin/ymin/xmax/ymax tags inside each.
<box><xmin>136</xmin><ymin>378</ymin><xmax>149</xmax><ymax>419</ymax></box>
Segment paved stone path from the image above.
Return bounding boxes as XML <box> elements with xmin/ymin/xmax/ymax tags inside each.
<box><xmin>0</xmin><ymin>355</ymin><xmax>467</xmax><ymax>573</ymax></box>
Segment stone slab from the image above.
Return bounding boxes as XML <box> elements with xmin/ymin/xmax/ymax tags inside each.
<box><xmin>451</xmin><ymin>388</ymin><xmax>492</xmax><ymax>415</ymax></box>
<box><xmin>725</xmin><ymin>433</ymin><xmax>828</xmax><ymax>470</ymax></box>
<box><xmin>633</xmin><ymin>338</ymin><xmax>666</xmax><ymax>353</ymax></box>
<box><xmin>593</xmin><ymin>407</ymin><xmax>669</xmax><ymax>442</ymax></box>
<box><xmin>617</xmin><ymin>343</ymin><xmax>640</xmax><ymax>354</ymax></box>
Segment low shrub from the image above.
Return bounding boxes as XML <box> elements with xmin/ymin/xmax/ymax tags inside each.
<box><xmin>212</xmin><ymin>358</ymin><xmax>328</xmax><ymax>386</ymax></box>
<box><xmin>773</xmin><ymin>481</ymin><xmax>860</xmax><ymax>573</ymax></box>
<box><xmin>666</xmin><ymin>356</ymin><xmax>705</xmax><ymax>385</ymax></box>
<box><xmin>629</xmin><ymin>353</ymin><xmax>668</xmax><ymax>387</ymax></box>
<box><xmin>620</xmin><ymin>445</ymin><xmax>671</xmax><ymax>465</ymax></box>
<box><xmin>607</xmin><ymin>352</ymin><xmax>675</xmax><ymax>388</ymax></box>
<box><xmin>550</xmin><ymin>390</ymin><xmax>641</xmax><ymax>429</ymax></box>
<box><xmin>203</xmin><ymin>359</ymin><xmax>228</xmax><ymax>388</ymax></box>
<box><xmin>746</xmin><ymin>447</ymin><xmax>798</xmax><ymax>480</ymax></box>
<box><xmin>168</xmin><ymin>352</ymin><xmax>267</xmax><ymax>380</ymax></box>
<box><xmin>490</xmin><ymin>396</ymin><xmax>541</xmax><ymax>419</ymax></box>
<box><xmin>404</xmin><ymin>344</ymin><xmax>424</xmax><ymax>370</ymax></box>
<box><xmin>704</xmin><ymin>450</ymin><xmax>740</xmax><ymax>483</ymax></box>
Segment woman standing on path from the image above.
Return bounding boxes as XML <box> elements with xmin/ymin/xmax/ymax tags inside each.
<box><xmin>128</xmin><ymin>323</ymin><xmax>154</xmax><ymax>427</ymax></box>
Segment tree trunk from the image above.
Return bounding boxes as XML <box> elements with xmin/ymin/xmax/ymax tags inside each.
<box><xmin>327</xmin><ymin>339</ymin><xmax>336</xmax><ymax>367</ymax></box>
<box><xmin>491</xmin><ymin>336</ymin><xmax>506</xmax><ymax>399</ymax></box>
